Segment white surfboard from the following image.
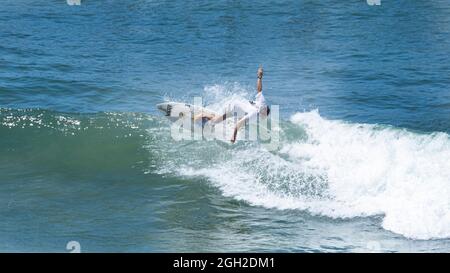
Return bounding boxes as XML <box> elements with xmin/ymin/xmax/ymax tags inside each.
<box><xmin>156</xmin><ymin>102</ymin><xmax>217</xmax><ymax>121</ymax></box>
<box><xmin>156</xmin><ymin>102</ymin><xmax>238</xmax><ymax>142</ymax></box>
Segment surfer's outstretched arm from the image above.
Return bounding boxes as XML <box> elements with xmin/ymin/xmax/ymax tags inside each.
<box><xmin>257</xmin><ymin>66</ymin><xmax>263</xmax><ymax>93</ymax></box>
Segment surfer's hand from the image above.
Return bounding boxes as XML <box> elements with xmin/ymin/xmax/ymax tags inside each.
<box><xmin>257</xmin><ymin>67</ymin><xmax>263</xmax><ymax>78</ymax></box>
<box><xmin>231</xmin><ymin>128</ymin><xmax>237</xmax><ymax>143</ymax></box>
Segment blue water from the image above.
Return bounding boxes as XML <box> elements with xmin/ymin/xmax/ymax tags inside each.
<box><xmin>1</xmin><ymin>0</ymin><xmax>450</xmax><ymax>252</ymax></box>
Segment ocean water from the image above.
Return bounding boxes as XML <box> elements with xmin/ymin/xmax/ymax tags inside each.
<box><xmin>1</xmin><ymin>0</ymin><xmax>450</xmax><ymax>252</ymax></box>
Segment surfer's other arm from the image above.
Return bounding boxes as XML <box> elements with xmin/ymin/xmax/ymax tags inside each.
<box><xmin>231</xmin><ymin>116</ymin><xmax>246</xmax><ymax>143</ymax></box>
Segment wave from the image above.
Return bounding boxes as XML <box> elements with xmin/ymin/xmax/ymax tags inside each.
<box><xmin>2</xmin><ymin>88</ymin><xmax>450</xmax><ymax>240</ymax></box>
<box><xmin>286</xmin><ymin>110</ymin><xmax>450</xmax><ymax>240</ymax></box>
<box><xmin>155</xmin><ymin>84</ymin><xmax>450</xmax><ymax>240</ymax></box>
<box><xmin>0</xmin><ymin>108</ymin><xmax>163</xmax><ymax>174</ymax></box>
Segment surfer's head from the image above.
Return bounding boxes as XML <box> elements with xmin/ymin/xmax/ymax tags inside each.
<box><xmin>260</xmin><ymin>106</ymin><xmax>270</xmax><ymax>118</ymax></box>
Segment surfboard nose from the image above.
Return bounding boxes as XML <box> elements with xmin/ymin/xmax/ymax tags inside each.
<box><xmin>156</xmin><ymin>103</ymin><xmax>168</xmax><ymax>112</ymax></box>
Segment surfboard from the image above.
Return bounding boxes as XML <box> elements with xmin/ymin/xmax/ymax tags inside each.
<box><xmin>156</xmin><ymin>102</ymin><xmax>217</xmax><ymax>121</ymax></box>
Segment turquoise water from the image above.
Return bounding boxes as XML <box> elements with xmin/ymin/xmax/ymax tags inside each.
<box><xmin>1</xmin><ymin>0</ymin><xmax>450</xmax><ymax>252</ymax></box>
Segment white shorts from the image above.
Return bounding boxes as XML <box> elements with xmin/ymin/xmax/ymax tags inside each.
<box><xmin>223</xmin><ymin>101</ymin><xmax>258</xmax><ymax>122</ymax></box>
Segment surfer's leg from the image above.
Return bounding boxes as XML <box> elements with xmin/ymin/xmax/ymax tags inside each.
<box><xmin>193</xmin><ymin>112</ymin><xmax>216</xmax><ymax>122</ymax></box>
<box><xmin>210</xmin><ymin>112</ymin><xmax>228</xmax><ymax>123</ymax></box>
<box><xmin>210</xmin><ymin>103</ymin><xmax>234</xmax><ymax>123</ymax></box>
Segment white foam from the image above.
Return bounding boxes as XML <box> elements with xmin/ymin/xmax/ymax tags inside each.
<box><xmin>159</xmin><ymin>85</ymin><xmax>450</xmax><ymax>240</ymax></box>
<box><xmin>286</xmin><ymin>110</ymin><xmax>450</xmax><ymax>239</ymax></box>
<box><xmin>201</xmin><ymin>83</ymin><xmax>252</xmax><ymax>112</ymax></box>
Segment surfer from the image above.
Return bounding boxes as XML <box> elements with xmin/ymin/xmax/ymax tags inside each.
<box><xmin>193</xmin><ymin>66</ymin><xmax>270</xmax><ymax>143</ymax></box>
